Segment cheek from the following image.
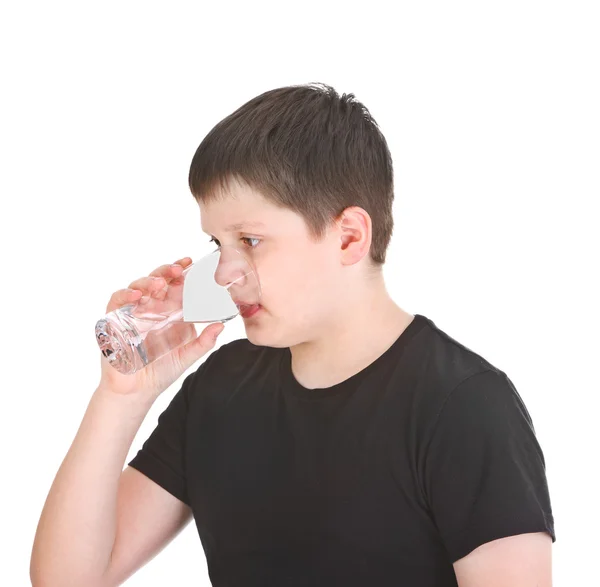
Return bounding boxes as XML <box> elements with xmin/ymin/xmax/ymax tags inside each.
<box><xmin>255</xmin><ymin>250</ymin><xmax>309</xmax><ymax>304</ymax></box>
<box><xmin>279</xmin><ymin>252</ymin><xmax>337</xmax><ymax>315</ymax></box>
<box><xmin>255</xmin><ymin>240</ymin><xmax>339</xmax><ymax>306</ymax></box>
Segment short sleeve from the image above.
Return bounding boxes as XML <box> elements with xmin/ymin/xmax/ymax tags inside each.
<box><xmin>422</xmin><ymin>369</ymin><xmax>556</xmax><ymax>562</ymax></box>
<box><xmin>127</xmin><ymin>354</ymin><xmax>215</xmax><ymax>505</ymax></box>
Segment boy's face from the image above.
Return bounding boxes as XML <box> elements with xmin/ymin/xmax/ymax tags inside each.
<box><xmin>199</xmin><ymin>182</ymin><xmax>349</xmax><ymax>348</ymax></box>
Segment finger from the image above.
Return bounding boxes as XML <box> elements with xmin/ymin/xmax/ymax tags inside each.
<box><xmin>127</xmin><ymin>262</ymin><xmax>186</xmax><ymax>305</ymax></box>
<box><xmin>148</xmin><ymin>263</ymin><xmax>183</xmax><ymax>280</ymax></box>
<box><xmin>146</xmin><ymin>267</ymin><xmax>177</xmax><ymax>302</ymax></box>
<box><xmin>106</xmin><ymin>287</ymin><xmax>143</xmax><ymax>313</ymax></box>
<box><xmin>153</xmin><ymin>257</ymin><xmax>192</xmax><ymax>277</ymax></box>
<box><xmin>173</xmin><ymin>256</ymin><xmax>192</xmax><ymax>267</ymax></box>
<box><xmin>110</xmin><ymin>276</ymin><xmax>165</xmax><ymax>313</ymax></box>
<box><xmin>176</xmin><ymin>322</ymin><xmax>225</xmax><ymax>372</ymax></box>
<box><xmin>147</xmin><ymin>257</ymin><xmax>192</xmax><ymax>291</ymax></box>
<box><xmin>148</xmin><ymin>262</ymin><xmax>185</xmax><ymax>300</ymax></box>
<box><xmin>133</xmin><ymin>257</ymin><xmax>192</xmax><ymax>290</ymax></box>
<box><xmin>167</xmin><ymin>257</ymin><xmax>193</xmax><ymax>287</ymax></box>
<box><xmin>127</xmin><ymin>275</ymin><xmax>169</xmax><ymax>292</ymax></box>
<box><xmin>107</xmin><ymin>257</ymin><xmax>193</xmax><ymax>313</ymax></box>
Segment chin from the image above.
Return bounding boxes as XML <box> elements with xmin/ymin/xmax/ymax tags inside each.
<box><xmin>243</xmin><ymin>319</ymin><xmax>290</xmax><ymax>349</ymax></box>
<box><xmin>246</xmin><ymin>325</ymin><xmax>309</xmax><ymax>350</ymax></box>
<box><xmin>244</xmin><ymin>330</ymin><xmax>278</xmax><ymax>348</ymax></box>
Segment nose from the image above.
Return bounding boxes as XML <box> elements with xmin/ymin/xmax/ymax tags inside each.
<box><xmin>213</xmin><ymin>247</ymin><xmax>249</xmax><ymax>290</ymax></box>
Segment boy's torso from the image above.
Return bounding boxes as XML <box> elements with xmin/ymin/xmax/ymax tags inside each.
<box><xmin>183</xmin><ymin>314</ymin><xmax>494</xmax><ymax>586</ymax></box>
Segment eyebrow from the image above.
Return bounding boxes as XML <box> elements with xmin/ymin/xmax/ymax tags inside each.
<box><xmin>202</xmin><ymin>221</ymin><xmax>265</xmax><ymax>234</ymax></box>
<box><xmin>224</xmin><ymin>221</ymin><xmax>265</xmax><ymax>232</ymax></box>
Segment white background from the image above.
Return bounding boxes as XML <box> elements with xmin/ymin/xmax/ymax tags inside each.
<box><xmin>1</xmin><ymin>1</ymin><xmax>598</xmax><ymax>585</ymax></box>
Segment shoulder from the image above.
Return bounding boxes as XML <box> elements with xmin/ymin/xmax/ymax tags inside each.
<box><xmin>415</xmin><ymin>315</ymin><xmax>510</xmax><ymax>397</ymax></box>
<box><xmin>418</xmin><ymin>315</ymin><xmax>500</xmax><ymax>381</ymax></box>
<box><xmin>416</xmin><ymin>319</ymin><xmax>538</xmax><ymax>454</ymax></box>
<box><xmin>406</xmin><ymin>315</ymin><xmax>531</xmax><ymax>431</ymax></box>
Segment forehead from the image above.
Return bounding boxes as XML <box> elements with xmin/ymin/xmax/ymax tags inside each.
<box><xmin>199</xmin><ymin>188</ymin><xmax>266</xmax><ymax>228</ymax></box>
<box><xmin>199</xmin><ymin>184</ymin><xmax>304</xmax><ymax>235</ymax></box>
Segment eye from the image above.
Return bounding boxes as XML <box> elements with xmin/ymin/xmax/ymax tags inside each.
<box><xmin>209</xmin><ymin>236</ymin><xmax>260</xmax><ymax>249</ymax></box>
<box><xmin>241</xmin><ymin>237</ymin><xmax>260</xmax><ymax>248</ymax></box>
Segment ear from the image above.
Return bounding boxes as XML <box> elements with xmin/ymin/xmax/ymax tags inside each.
<box><xmin>338</xmin><ymin>206</ymin><xmax>372</xmax><ymax>266</ymax></box>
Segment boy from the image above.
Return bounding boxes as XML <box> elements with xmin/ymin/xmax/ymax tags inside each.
<box><xmin>31</xmin><ymin>83</ymin><xmax>555</xmax><ymax>586</ymax></box>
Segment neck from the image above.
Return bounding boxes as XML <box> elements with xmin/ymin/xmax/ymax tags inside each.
<box><xmin>289</xmin><ymin>273</ymin><xmax>414</xmax><ymax>390</ymax></box>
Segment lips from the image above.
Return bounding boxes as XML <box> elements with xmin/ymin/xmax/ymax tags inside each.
<box><xmin>235</xmin><ymin>302</ymin><xmax>261</xmax><ymax>318</ymax></box>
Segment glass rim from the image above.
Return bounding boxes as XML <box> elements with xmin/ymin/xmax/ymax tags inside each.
<box><xmin>202</xmin><ymin>243</ymin><xmax>262</xmax><ymax>302</ymax></box>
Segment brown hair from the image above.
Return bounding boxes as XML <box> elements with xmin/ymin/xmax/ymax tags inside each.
<box><xmin>188</xmin><ymin>82</ymin><xmax>394</xmax><ymax>265</ymax></box>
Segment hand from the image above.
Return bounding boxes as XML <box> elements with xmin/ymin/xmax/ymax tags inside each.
<box><xmin>97</xmin><ymin>257</ymin><xmax>224</xmax><ymax>399</ymax></box>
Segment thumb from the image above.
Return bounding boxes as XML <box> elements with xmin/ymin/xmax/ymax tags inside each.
<box><xmin>177</xmin><ymin>322</ymin><xmax>225</xmax><ymax>370</ymax></box>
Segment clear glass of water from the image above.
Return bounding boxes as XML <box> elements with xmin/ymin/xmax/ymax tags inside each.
<box><xmin>95</xmin><ymin>245</ymin><xmax>261</xmax><ymax>375</ymax></box>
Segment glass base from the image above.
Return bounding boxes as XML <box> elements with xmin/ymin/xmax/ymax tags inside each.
<box><xmin>95</xmin><ymin>308</ymin><xmax>148</xmax><ymax>375</ymax></box>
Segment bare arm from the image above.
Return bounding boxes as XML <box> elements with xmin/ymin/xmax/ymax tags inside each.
<box><xmin>101</xmin><ymin>467</ymin><xmax>193</xmax><ymax>586</ymax></box>
<box><xmin>30</xmin><ymin>386</ymin><xmax>157</xmax><ymax>586</ymax></box>
<box><xmin>453</xmin><ymin>532</ymin><xmax>553</xmax><ymax>587</ymax></box>
<box><xmin>30</xmin><ymin>257</ymin><xmax>223</xmax><ymax>586</ymax></box>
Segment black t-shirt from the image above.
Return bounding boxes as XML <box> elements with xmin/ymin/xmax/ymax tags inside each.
<box><xmin>128</xmin><ymin>313</ymin><xmax>555</xmax><ymax>586</ymax></box>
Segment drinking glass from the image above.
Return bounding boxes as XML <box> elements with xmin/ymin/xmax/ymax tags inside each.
<box><xmin>95</xmin><ymin>245</ymin><xmax>260</xmax><ymax>375</ymax></box>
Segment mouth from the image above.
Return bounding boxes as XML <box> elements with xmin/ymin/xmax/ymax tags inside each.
<box><xmin>235</xmin><ymin>302</ymin><xmax>262</xmax><ymax>319</ymax></box>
